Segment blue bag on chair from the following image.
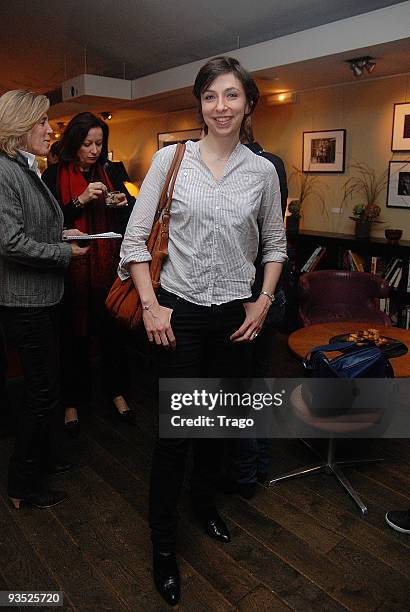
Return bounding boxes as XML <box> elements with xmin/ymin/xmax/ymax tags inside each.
<box><xmin>303</xmin><ymin>342</ymin><xmax>393</xmax><ymax>417</ymax></box>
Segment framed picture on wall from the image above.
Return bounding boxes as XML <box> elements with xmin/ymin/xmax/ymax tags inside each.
<box><xmin>157</xmin><ymin>128</ymin><xmax>202</xmax><ymax>149</ymax></box>
<box><xmin>386</xmin><ymin>160</ymin><xmax>410</xmax><ymax>209</ymax></box>
<box><xmin>302</xmin><ymin>129</ymin><xmax>346</xmax><ymax>173</ymax></box>
<box><xmin>391</xmin><ymin>103</ymin><xmax>410</xmax><ymax>151</ymax></box>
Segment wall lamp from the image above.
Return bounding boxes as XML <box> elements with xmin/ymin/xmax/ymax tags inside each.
<box><xmin>266</xmin><ymin>92</ymin><xmax>298</xmax><ymax>106</ymax></box>
<box><xmin>101</xmin><ymin>112</ymin><xmax>112</xmax><ymax>120</ymax></box>
<box><xmin>346</xmin><ymin>56</ymin><xmax>376</xmax><ymax>77</ymax></box>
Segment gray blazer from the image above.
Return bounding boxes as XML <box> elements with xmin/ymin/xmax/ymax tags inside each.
<box><xmin>0</xmin><ymin>152</ymin><xmax>72</xmax><ymax>307</ymax></box>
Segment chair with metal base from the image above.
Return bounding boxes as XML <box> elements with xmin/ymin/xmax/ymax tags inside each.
<box><xmin>269</xmin><ymin>385</ymin><xmax>384</xmax><ymax>515</ymax></box>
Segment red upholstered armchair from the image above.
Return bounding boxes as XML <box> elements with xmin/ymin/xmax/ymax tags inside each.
<box><xmin>298</xmin><ymin>270</ymin><xmax>391</xmax><ymax>326</ymax></box>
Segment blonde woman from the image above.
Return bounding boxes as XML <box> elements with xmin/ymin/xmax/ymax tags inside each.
<box><xmin>0</xmin><ymin>90</ymin><xmax>88</xmax><ymax>509</ymax></box>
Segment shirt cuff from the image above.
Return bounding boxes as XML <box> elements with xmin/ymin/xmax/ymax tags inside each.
<box><xmin>262</xmin><ymin>253</ymin><xmax>288</xmax><ymax>265</ymax></box>
<box><xmin>118</xmin><ymin>253</ymin><xmax>152</xmax><ymax>280</ymax></box>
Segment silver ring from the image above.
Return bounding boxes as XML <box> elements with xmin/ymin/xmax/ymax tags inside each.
<box><xmin>251</xmin><ymin>332</ymin><xmax>258</xmax><ymax>340</ymax></box>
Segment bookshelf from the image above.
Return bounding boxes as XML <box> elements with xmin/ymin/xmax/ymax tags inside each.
<box><xmin>286</xmin><ymin>230</ymin><xmax>410</xmax><ymax>328</ymax></box>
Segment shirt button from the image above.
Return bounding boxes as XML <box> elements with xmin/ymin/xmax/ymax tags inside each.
<box><xmin>215</xmin><ymin>206</ymin><xmax>220</xmax><ymax>210</ymax></box>
<box><xmin>183</xmin><ymin>171</ymin><xmax>188</xmax><ymax>176</ymax></box>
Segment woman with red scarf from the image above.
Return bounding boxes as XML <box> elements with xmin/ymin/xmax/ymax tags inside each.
<box><xmin>42</xmin><ymin>112</ymin><xmax>135</xmax><ymax>433</ymax></box>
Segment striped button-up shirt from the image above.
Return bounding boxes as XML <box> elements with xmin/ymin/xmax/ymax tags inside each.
<box><xmin>119</xmin><ymin>140</ymin><xmax>287</xmax><ymax>306</ymax></box>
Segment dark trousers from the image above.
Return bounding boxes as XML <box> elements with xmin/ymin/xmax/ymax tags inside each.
<box><xmin>149</xmin><ymin>289</ymin><xmax>252</xmax><ymax>551</ymax></box>
<box><xmin>0</xmin><ymin>326</ymin><xmax>9</xmax><ymax>416</ymax></box>
<box><xmin>0</xmin><ymin>306</ymin><xmax>63</xmax><ymax>497</ymax></box>
<box><xmin>60</xmin><ymin>307</ymin><xmax>129</xmax><ymax>407</ymax></box>
<box><xmin>228</xmin><ymin>322</ymin><xmax>278</xmax><ymax>484</ymax></box>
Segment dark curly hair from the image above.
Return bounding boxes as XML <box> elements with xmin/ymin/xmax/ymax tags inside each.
<box><xmin>192</xmin><ymin>56</ymin><xmax>259</xmax><ymax>139</ymax></box>
<box><xmin>58</xmin><ymin>112</ymin><xmax>109</xmax><ymax>164</ymax></box>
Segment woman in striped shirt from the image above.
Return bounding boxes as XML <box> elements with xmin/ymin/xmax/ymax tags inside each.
<box><xmin>120</xmin><ymin>56</ymin><xmax>287</xmax><ymax>605</ymax></box>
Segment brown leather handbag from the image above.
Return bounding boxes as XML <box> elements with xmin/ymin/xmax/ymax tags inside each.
<box><xmin>105</xmin><ymin>142</ymin><xmax>186</xmax><ymax>328</ymax></box>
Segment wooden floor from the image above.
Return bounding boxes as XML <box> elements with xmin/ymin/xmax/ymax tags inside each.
<box><xmin>1</xmin><ymin>335</ymin><xmax>410</xmax><ymax>611</ymax></box>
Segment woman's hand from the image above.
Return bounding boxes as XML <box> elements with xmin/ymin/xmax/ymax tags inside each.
<box><xmin>143</xmin><ymin>301</ymin><xmax>176</xmax><ymax>350</ymax></box>
<box><xmin>111</xmin><ymin>193</ymin><xmax>128</xmax><ymax>208</ymax></box>
<box><xmin>62</xmin><ymin>229</ymin><xmax>87</xmax><ymax>238</ymax></box>
<box><xmin>230</xmin><ymin>296</ymin><xmax>271</xmax><ymax>343</ymax></box>
<box><xmin>78</xmin><ymin>182</ymin><xmax>107</xmax><ymax>205</ymax></box>
<box><xmin>70</xmin><ymin>242</ymin><xmax>90</xmax><ymax>257</ymax></box>
<box><xmin>63</xmin><ymin>229</ymin><xmax>90</xmax><ymax>257</ymax></box>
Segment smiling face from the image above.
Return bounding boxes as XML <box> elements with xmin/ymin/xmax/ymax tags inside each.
<box><xmin>76</xmin><ymin>127</ymin><xmax>103</xmax><ymax>169</ymax></box>
<box><xmin>201</xmin><ymin>73</ymin><xmax>250</xmax><ymax>140</ymax></box>
<box><xmin>25</xmin><ymin>114</ymin><xmax>52</xmax><ymax>156</ymax></box>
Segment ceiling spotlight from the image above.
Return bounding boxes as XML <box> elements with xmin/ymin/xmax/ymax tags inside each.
<box><xmin>101</xmin><ymin>112</ymin><xmax>112</xmax><ymax>120</ymax></box>
<box><xmin>346</xmin><ymin>56</ymin><xmax>376</xmax><ymax>77</ymax></box>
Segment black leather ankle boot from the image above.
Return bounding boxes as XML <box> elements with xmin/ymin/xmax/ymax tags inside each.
<box><xmin>153</xmin><ymin>550</ymin><xmax>180</xmax><ymax>606</ymax></box>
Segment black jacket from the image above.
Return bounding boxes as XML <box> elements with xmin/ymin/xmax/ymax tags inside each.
<box><xmin>246</xmin><ymin>142</ymin><xmax>288</xmax><ymax>217</ymax></box>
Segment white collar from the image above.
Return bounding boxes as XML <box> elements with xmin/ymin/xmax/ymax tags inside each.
<box><xmin>18</xmin><ymin>149</ymin><xmax>41</xmax><ymax>177</ymax></box>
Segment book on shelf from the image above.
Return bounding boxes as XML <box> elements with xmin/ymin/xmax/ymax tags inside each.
<box><xmin>384</xmin><ymin>258</ymin><xmax>402</xmax><ymax>283</ymax></box>
<box><xmin>300</xmin><ymin>246</ymin><xmax>322</xmax><ymax>273</ymax></box>
<box><xmin>398</xmin><ymin>305</ymin><xmax>410</xmax><ymax>329</ymax></box>
<box><xmin>348</xmin><ymin>250</ymin><xmax>365</xmax><ymax>272</ymax></box>
<box><xmin>383</xmin><ymin>257</ymin><xmax>401</xmax><ymax>281</ymax></box>
<box><xmin>345</xmin><ymin>250</ymin><xmax>354</xmax><ymax>271</ymax></box>
<box><xmin>307</xmin><ymin>246</ymin><xmax>327</xmax><ymax>272</ymax></box>
<box><xmin>380</xmin><ymin>297</ymin><xmax>390</xmax><ymax>315</ymax></box>
<box><xmin>407</xmin><ymin>256</ymin><xmax>410</xmax><ymax>293</ymax></box>
<box><xmin>370</xmin><ymin>256</ymin><xmax>385</xmax><ymax>276</ymax></box>
<box><xmin>392</xmin><ymin>266</ymin><xmax>403</xmax><ymax>289</ymax></box>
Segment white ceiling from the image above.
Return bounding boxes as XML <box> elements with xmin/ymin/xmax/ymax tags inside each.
<box><xmin>2</xmin><ymin>0</ymin><xmax>409</xmax><ymax>125</ymax></box>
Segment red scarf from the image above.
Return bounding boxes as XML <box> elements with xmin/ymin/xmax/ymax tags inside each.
<box><xmin>58</xmin><ymin>162</ymin><xmax>121</xmax><ymax>335</ymax></box>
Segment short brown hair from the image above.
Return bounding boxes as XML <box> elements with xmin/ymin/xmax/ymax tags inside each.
<box><xmin>192</xmin><ymin>56</ymin><xmax>259</xmax><ymax>138</ymax></box>
<box><xmin>0</xmin><ymin>90</ymin><xmax>49</xmax><ymax>158</ymax></box>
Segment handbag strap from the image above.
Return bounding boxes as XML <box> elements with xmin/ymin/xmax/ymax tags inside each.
<box><xmin>303</xmin><ymin>341</ymin><xmax>355</xmax><ymax>369</ymax></box>
<box><xmin>309</xmin><ymin>342</ymin><xmax>356</xmax><ymax>354</ymax></box>
<box><xmin>154</xmin><ymin>142</ymin><xmax>186</xmax><ymax>221</ymax></box>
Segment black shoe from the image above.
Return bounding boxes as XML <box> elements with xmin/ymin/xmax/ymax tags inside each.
<box><xmin>194</xmin><ymin>507</ymin><xmax>231</xmax><ymax>543</ymax></box>
<box><xmin>153</xmin><ymin>551</ymin><xmax>180</xmax><ymax>606</ymax></box>
<box><xmin>65</xmin><ymin>420</ymin><xmax>80</xmax><ymax>438</ymax></box>
<box><xmin>116</xmin><ymin>408</ymin><xmax>136</xmax><ymax>425</ymax></box>
<box><xmin>47</xmin><ymin>461</ymin><xmax>74</xmax><ymax>474</ymax></box>
<box><xmin>9</xmin><ymin>489</ymin><xmax>67</xmax><ymax>509</ymax></box>
<box><xmin>385</xmin><ymin>510</ymin><xmax>410</xmax><ymax>533</ymax></box>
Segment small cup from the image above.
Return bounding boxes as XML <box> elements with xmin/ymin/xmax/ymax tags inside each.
<box><xmin>105</xmin><ymin>191</ymin><xmax>122</xmax><ymax>207</ymax></box>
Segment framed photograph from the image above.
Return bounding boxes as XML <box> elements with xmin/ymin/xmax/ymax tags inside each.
<box><xmin>302</xmin><ymin>129</ymin><xmax>346</xmax><ymax>173</ymax></box>
<box><xmin>391</xmin><ymin>103</ymin><xmax>410</xmax><ymax>151</ymax></box>
<box><xmin>157</xmin><ymin>128</ymin><xmax>201</xmax><ymax>149</ymax></box>
<box><xmin>386</xmin><ymin>160</ymin><xmax>410</xmax><ymax>209</ymax></box>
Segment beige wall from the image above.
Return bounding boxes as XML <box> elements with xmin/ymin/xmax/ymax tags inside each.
<box><xmin>109</xmin><ymin>73</ymin><xmax>410</xmax><ymax>239</ymax></box>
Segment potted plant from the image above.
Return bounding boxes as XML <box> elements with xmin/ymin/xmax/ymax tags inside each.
<box><xmin>286</xmin><ymin>199</ymin><xmax>301</xmax><ymax>233</ymax></box>
<box><xmin>287</xmin><ymin>168</ymin><xmax>326</xmax><ymax>234</ymax></box>
<box><xmin>350</xmin><ymin>203</ymin><xmax>382</xmax><ymax>238</ymax></box>
<box><xmin>342</xmin><ymin>162</ymin><xmax>387</xmax><ymax>239</ymax></box>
